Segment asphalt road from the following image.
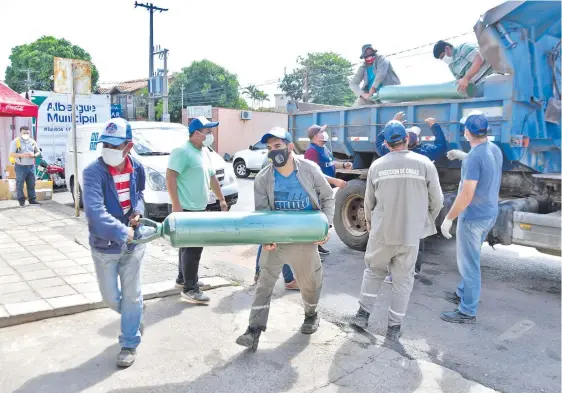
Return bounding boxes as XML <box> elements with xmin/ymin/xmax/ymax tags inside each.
<box><xmin>54</xmin><ymin>172</ymin><xmax>561</xmax><ymax>393</ymax></box>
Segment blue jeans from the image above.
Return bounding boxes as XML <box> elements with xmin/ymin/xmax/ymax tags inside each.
<box><xmin>455</xmin><ymin>216</ymin><xmax>496</xmax><ymax>316</ymax></box>
<box><xmin>255</xmin><ymin>244</ymin><xmax>294</xmax><ymax>283</ymax></box>
<box><xmin>14</xmin><ymin>164</ymin><xmax>36</xmax><ymax>203</ymax></box>
<box><xmin>92</xmin><ymin>244</ymin><xmax>146</xmax><ymax>349</ymax></box>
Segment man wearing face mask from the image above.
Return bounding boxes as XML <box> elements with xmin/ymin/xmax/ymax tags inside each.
<box><xmin>236</xmin><ymin>127</ymin><xmax>334</xmax><ymax>350</ymax></box>
<box><xmin>82</xmin><ymin>118</ymin><xmax>146</xmax><ymax>368</ymax></box>
<box><xmin>350</xmin><ymin>44</ymin><xmax>401</xmax><ymax>107</ymax></box>
<box><xmin>9</xmin><ymin>126</ymin><xmax>41</xmax><ymax>207</ymax></box>
<box><xmin>433</xmin><ymin>40</ymin><xmax>494</xmax><ymax>93</ymax></box>
<box><xmin>166</xmin><ymin>116</ymin><xmax>227</xmax><ymax>305</ymax></box>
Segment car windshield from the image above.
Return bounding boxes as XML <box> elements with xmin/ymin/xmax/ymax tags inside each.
<box><xmin>133</xmin><ymin>126</ymin><xmax>189</xmax><ymax>155</ymax></box>
<box><xmin>254</xmin><ymin>142</ymin><xmax>266</xmax><ymax>150</ymax></box>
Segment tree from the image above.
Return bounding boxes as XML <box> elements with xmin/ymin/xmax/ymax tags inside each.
<box><xmin>4</xmin><ymin>36</ymin><xmax>99</xmax><ymax>93</ymax></box>
<box><xmin>279</xmin><ymin>52</ymin><xmax>355</xmax><ymax>106</ymax></box>
<box><xmin>166</xmin><ymin>60</ymin><xmax>248</xmax><ymax>122</ymax></box>
<box><xmin>242</xmin><ymin>85</ymin><xmax>259</xmax><ymax>108</ymax></box>
<box><xmin>257</xmin><ymin>91</ymin><xmax>270</xmax><ymax>108</ymax></box>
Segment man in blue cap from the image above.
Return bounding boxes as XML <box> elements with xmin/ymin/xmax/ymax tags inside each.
<box><xmin>236</xmin><ymin>127</ymin><xmax>334</xmax><ymax>351</ymax></box>
<box><xmin>83</xmin><ymin>118</ymin><xmax>146</xmax><ymax>367</ymax></box>
<box><xmin>351</xmin><ymin>120</ymin><xmax>443</xmax><ymax>341</ymax></box>
<box><xmin>166</xmin><ymin>116</ymin><xmax>227</xmax><ymax>305</ymax></box>
<box><xmin>440</xmin><ymin>113</ymin><xmax>502</xmax><ymax>324</ymax></box>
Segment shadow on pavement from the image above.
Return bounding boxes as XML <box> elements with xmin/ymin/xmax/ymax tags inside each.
<box><xmin>107</xmin><ymin>332</ymin><xmax>310</xmax><ymax>393</ymax></box>
<box><xmin>11</xmin><ymin>344</ymin><xmax>120</xmax><ymax>393</ymax></box>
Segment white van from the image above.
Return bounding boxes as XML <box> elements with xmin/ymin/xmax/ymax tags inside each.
<box><xmin>65</xmin><ymin>121</ymin><xmax>238</xmax><ymax>218</ymax></box>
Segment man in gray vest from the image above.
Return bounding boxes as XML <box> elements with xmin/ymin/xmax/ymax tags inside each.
<box><xmin>9</xmin><ymin>126</ymin><xmax>41</xmax><ymax>207</ymax></box>
<box><xmin>351</xmin><ymin>120</ymin><xmax>443</xmax><ymax>341</ymax></box>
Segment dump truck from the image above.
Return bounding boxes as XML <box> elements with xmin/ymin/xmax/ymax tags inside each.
<box><xmin>288</xmin><ymin>0</ymin><xmax>561</xmax><ymax>256</ymax></box>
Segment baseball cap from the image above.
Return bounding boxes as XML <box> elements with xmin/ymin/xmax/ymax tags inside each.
<box><xmin>460</xmin><ymin>110</ymin><xmax>484</xmax><ymax>125</ymax></box>
<box><xmin>407</xmin><ymin>126</ymin><xmax>421</xmax><ymax>136</ymax></box>
<box><xmin>407</xmin><ymin>132</ymin><xmax>419</xmax><ymax>148</ymax></box>
<box><xmin>360</xmin><ymin>44</ymin><xmax>377</xmax><ymax>59</ymax></box>
<box><xmin>465</xmin><ymin>114</ymin><xmax>489</xmax><ymax>135</ymax></box>
<box><xmin>260</xmin><ymin>127</ymin><xmax>293</xmax><ymax>144</ymax></box>
<box><xmin>383</xmin><ymin>120</ymin><xmax>408</xmax><ymax>143</ymax></box>
<box><xmin>189</xmin><ymin>116</ymin><xmax>219</xmax><ymax>133</ymax></box>
<box><xmin>99</xmin><ymin>118</ymin><xmax>132</xmax><ymax>146</ymax></box>
<box><xmin>307</xmin><ymin>124</ymin><xmax>328</xmax><ymax>139</ymax></box>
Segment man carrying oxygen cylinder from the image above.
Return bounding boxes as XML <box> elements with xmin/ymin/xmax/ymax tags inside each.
<box><xmin>236</xmin><ymin>127</ymin><xmax>334</xmax><ymax>351</ymax></box>
<box><xmin>83</xmin><ymin>118</ymin><xmax>146</xmax><ymax>368</ymax></box>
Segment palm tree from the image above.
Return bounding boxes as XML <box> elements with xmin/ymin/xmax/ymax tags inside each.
<box><xmin>242</xmin><ymin>85</ymin><xmax>258</xmax><ymax>108</ymax></box>
<box><xmin>257</xmin><ymin>91</ymin><xmax>270</xmax><ymax>108</ymax></box>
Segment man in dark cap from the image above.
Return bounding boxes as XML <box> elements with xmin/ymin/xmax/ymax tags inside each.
<box><xmin>350</xmin><ymin>44</ymin><xmax>401</xmax><ymax>107</ymax></box>
<box><xmin>433</xmin><ymin>40</ymin><xmax>494</xmax><ymax>93</ymax></box>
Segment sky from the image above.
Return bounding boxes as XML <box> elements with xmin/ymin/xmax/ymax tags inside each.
<box><xmin>1</xmin><ymin>0</ymin><xmax>505</xmax><ymax>107</ymax></box>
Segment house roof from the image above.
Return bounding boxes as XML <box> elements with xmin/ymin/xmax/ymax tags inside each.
<box><xmin>96</xmin><ymin>73</ymin><xmax>178</xmax><ymax>95</ymax></box>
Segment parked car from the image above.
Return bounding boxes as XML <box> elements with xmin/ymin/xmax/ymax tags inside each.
<box><xmin>232</xmin><ymin>140</ymin><xmax>268</xmax><ymax>178</ymax></box>
<box><xmin>65</xmin><ymin>121</ymin><xmax>238</xmax><ymax>219</ymax></box>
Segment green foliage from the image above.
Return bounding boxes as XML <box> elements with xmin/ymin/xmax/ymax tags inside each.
<box><xmin>243</xmin><ymin>85</ymin><xmax>269</xmax><ymax>109</ymax></box>
<box><xmin>279</xmin><ymin>52</ymin><xmax>355</xmax><ymax>106</ymax></box>
<box><xmin>4</xmin><ymin>36</ymin><xmax>99</xmax><ymax>92</ymax></box>
<box><xmin>167</xmin><ymin>60</ymin><xmax>247</xmax><ymax>122</ymax></box>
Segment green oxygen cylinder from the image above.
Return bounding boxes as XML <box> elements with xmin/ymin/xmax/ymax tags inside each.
<box><xmin>133</xmin><ymin>210</ymin><xmax>329</xmax><ymax>247</ymax></box>
<box><xmin>370</xmin><ymin>81</ymin><xmax>475</xmax><ymax>103</ymax></box>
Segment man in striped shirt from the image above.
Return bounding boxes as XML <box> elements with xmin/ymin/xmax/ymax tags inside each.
<box><xmin>433</xmin><ymin>40</ymin><xmax>494</xmax><ymax>93</ymax></box>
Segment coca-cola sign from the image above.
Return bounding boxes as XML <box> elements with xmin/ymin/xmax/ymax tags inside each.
<box><xmin>5</xmin><ymin>104</ymin><xmax>24</xmax><ymax>112</ymax></box>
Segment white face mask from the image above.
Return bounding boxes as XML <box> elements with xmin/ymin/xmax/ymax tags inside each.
<box><xmin>442</xmin><ymin>55</ymin><xmax>453</xmax><ymax>65</ymax></box>
<box><xmin>21</xmin><ymin>134</ymin><xmax>30</xmax><ymax>140</ymax></box>
<box><xmin>102</xmin><ymin>147</ymin><xmax>125</xmax><ymax>167</ymax></box>
<box><xmin>319</xmin><ymin>131</ymin><xmax>330</xmax><ymax>142</ymax></box>
<box><xmin>203</xmin><ymin>133</ymin><xmax>214</xmax><ymax>147</ymax></box>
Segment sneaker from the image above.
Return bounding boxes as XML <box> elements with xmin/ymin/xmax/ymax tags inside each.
<box><xmin>318</xmin><ymin>245</ymin><xmax>330</xmax><ymax>255</ymax></box>
<box><xmin>116</xmin><ymin>348</ymin><xmax>136</xmax><ymax>368</ymax></box>
<box><xmin>175</xmin><ymin>278</ymin><xmax>183</xmax><ymax>288</ymax></box>
<box><xmin>284</xmin><ymin>279</ymin><xmax>300</xmax><ymax>291</ymax></box>
<box><xmin>235</xmin><ymin>326</ymin><xmax>261</xmax><ymax>351</ymax></box>
<box><xmin>19</xmin><ymin>201</ymin><xmax>25</xmax><ymax>208</ymax></box>
<box><xmin>351</xmin><ymin>307</ymin><xmax>370</xmax><ymax>330</ymax></box>
<box><xmin>175</xmin><ymin>279</ymin><xmax>207</xmax><ymax>290</ymax></box>
<box><xmin>440</xmin><ymin>310</ymin><xmax>476</xmax><ymax>324</ymax></box>
<box><xmin>181</xmin><ymin>289</ymin><xmax>210</xmax><ymax>304</ymax></box>
<box><xmin>384</xmin><ymin>275</ymin><xmax>393</xmax><ymax>284</ymax></box>
<box><xmin>301</xmin><ymin>312</ymin><xmax>320</xmax><ymax>334</ymax></box>
<box><xmin>28</xmin><ymin>200</ymin><xmax>41</xmax><ymax>206</ymax></box>
<box><xmin>444</xmin><ymin>291</ymin><xmax>461</xmax><ymax>305</ymax></box>
<box><xmin>385</xmin><ymin>325</ymin><xmax>402</xmax><ymax>341</ymax></box>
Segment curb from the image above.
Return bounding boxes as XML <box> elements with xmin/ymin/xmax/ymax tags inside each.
<box><xmin>0</xmin><ymin>276</ymin><xmax>232</xmax><ymax>329</ymax></box>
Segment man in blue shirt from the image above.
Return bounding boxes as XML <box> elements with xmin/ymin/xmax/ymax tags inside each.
<box><xmin>439</xmin><ymin>113</ymin><xmax>502</xmax><ymax>324</ymax></box>
<box><xmin>236</xmin><ymin>127</ymin><xmax>334</xmax><ymax>351</ymax></box>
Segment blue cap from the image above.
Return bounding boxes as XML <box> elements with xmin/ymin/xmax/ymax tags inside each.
<box><xmin>99</xmin><ymin>118</ymin><xmax>132</xmax><ymax>146</ymax></box>
<box><xmin>383</xmin><ymin>120</ymin><xmax>408</xmax><ymax>143</ymax></box>
<box><xmin>189</xmin><ymin>116</ymin><xmax>219</xmax><ymax>133</ymax></box>
<box><xmin>465</xmin><ymin>114</ymin><xmax>489</xmax><ymax>135</ymax></box>
<box><xmin>260</xmin><ymin>127</ymin><xmax>293</xmax><ymax>144</ymax></box>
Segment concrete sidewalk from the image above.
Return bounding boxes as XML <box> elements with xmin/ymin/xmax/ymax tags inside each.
<box><xmin>0</xmin><ymin>201</ymin><xmax>232</xmax><ymax>327</ymax></box>
<box><xmin>0</xmin><ymin>285</ymin><xmax>498</xmax><ymax>393</ymax></box>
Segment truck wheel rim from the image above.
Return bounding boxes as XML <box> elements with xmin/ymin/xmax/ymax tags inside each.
<box><xmin>342</xmin><ymin>194</ymin><xmax>367</xmax><ymax>236</ymax></box>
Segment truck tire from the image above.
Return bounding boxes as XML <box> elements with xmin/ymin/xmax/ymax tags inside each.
<box><xmin>233</xmin><ymin>160</ymin><xmax>250</xmax><ymax>178</ymax></box>
<box><xmin>334</xmin><ymin>179</ymin><xmax>369</xmax><ymax>251</ymax></box>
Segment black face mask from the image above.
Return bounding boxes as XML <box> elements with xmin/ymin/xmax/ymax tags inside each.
<box><xmin>268</xmin><ymin>148</ymin><xmax>289</xmax><ymax>167</ymax></box>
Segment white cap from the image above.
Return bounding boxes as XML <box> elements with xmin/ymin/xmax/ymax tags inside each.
<box><xmin>460</xmin><ymin>110</ymin><xmax>484</xmax><ymax>125</ymax></box>
<box><xmin>407</xmin><ymin>126</ymin><xmax>421</xmax><ymax>136</ymax></box>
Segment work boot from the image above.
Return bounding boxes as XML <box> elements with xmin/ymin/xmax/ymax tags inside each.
<box><xmin>28</xmin><ymin>200</ymin><xmax>41</xmax><ymax>206</ymax></box>
<box><xmin>181</xmin><ymin>289</ymin><xmax>210</xmax><ymax>304</ymax></box>
<box><xmin>284</xmin><ymin>279</ymin><xmax>300</xmax><ymax>291</ymax></box>
<box><xmin>351</xmin><ymin>307</ymin><xmax>370</xmax><ymax>330</ymax></box>
<box><xmin>236</xmin><ymin>326</ymin><xmax>262</xmax><ymax>351</ymax></box>
<box><xmin>440</xmin><ymin>310</ymin><xmax>476</xmax><ymax>324</ymax></box>
<box><xmin>444</xmin><ymin>291</ymin><xmax>461</xmax><ymax>305</ymax></box>
<box><xmin>301</xmin><ymin>312</ymin><xmax>320</xmax><ymax>334</ymax></box>
<box><xmin>116</xmin><ymin>348</ymin><xmax>136</xmax><ymax>368</ymax></box>
<box><xmin>385</xmin><ymin>325</ymin><xmax>402</xmax><ymax>342</ymax></box>
<box><xmin>318</xmin><ymin>245</ymin><xmax>330</xmax><ymax>255</ymax></box>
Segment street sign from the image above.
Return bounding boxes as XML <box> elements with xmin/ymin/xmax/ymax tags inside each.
<box><xmin>186</xmin><ymin>105</ymin><xmax>212</xmax><ymax>118</ymax></box>
<box><xmin>111</xmin><ymin>104</ymin><xmax>122</xmax><ymax>118</ymax></box>
<box><xmin>53</xmin><ymin>57</ymin><xmax>92</xmax><ymax>95</ymax></box>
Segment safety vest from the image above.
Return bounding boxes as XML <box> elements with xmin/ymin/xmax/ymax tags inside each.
<box><xmin>9</xmin><ymin>137</ymin><xmax>36</xmax><ymax>165</ymax></box>
<box><xmin>309</xmin><ymin>143</ymin><xmax>336</xmax><ymax>177</ymax></box>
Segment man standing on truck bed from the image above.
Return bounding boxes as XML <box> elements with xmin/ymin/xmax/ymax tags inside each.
<box><xmin>352</xmin><ymin>120</ymin><xmax>443</xmax><ymax>341</ymax></box>
<box><xmin>166</xmin><ymin>116</ymin><xmax>228</xmax><ymax>305</ymax></box>
<box><xmin>350</xmin><ymin>44</ymin><xmax>401</xmax><ymax>107</ymax></box>
<box><xmin>433</xmin><ymin>40</ymin><xmax>494</xmax><ymax>93</ymax></box>
<box><xmin>439</xmin><ymin>113</ymin><xmax>502</xmax><ymax>324</ymax></box>
<box><xmin>304</xmin><ymin>124</ymin><xmax>352</xmax><ymax>255</ymax></box>
<box><xmin>236</xmin><ymin>127</ymin><xmax>334</xmax><ymax>351</ymax></box>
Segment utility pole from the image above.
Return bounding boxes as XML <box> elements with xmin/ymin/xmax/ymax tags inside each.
<box><xmin>181</xmin><ymin>84</ymin><xmax>184</xmax><ymax>109</ymax></box>
<box><xmin>154</xmin><ymin>47</ymin><xmax>169</xmax><ymax>122</ymax></box>
<box><xmin>135</xmin><ymin>1</ymin><xmax>168</xmax><ymax>121</ymax></box>
<box><xmin>303</xmin><ymin>67</ymin><xmax>309</xmax><ymax>103</ymax></box>
<box><xmin>19</xmin><ymin>69</ymin><xmax>37</xmax><ymax>91</ymax></box>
